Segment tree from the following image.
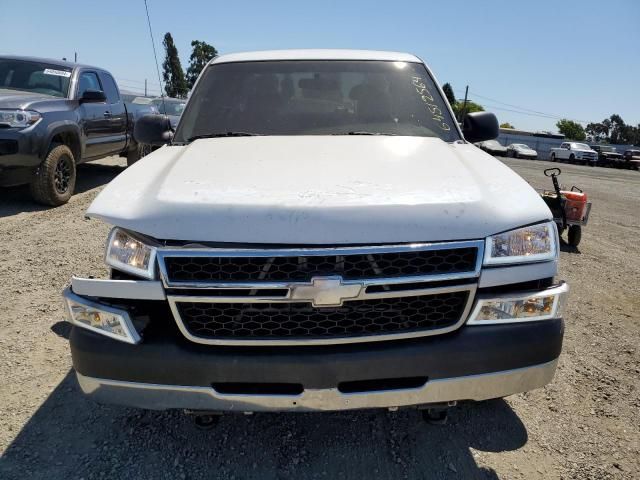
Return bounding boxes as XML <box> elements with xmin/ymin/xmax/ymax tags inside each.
<box><xmin>608</xmin><ymin>114</ymin><xmax>631</xmax><ymax>144</ymax></box>
<box><xmin>162</xmin><ymin>33</ymin><xmax>188</xmax><ymax>98</ymax></box>
<box><xmin>186</xmin><ymin>40</ymin><xmax>218</xmax><ymax>88</ymax></box>
<box><xmin>452</xmin><ymin>100</ymin><xmax>484</xmax><ymax>118</ymax></box>
<box><xmin>500</xmin><ymin>122</ymin><xmax>515</xmax><ymax>129</ymax></box>
<box><xmin>585</xmin><ymin>121</ymin><xmax>610</xmax><ymax>142</ymax></box>
<box><xmin>442</xmin><ymin>83</ymin><xmax>456</xmax><ymax>106</ymax></box>
<box><xmin>556</xmin><ymin>119</ymin><xmax>586</xmax><ymax>141</ymax></box>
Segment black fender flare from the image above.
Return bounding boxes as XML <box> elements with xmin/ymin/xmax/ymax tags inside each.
<box><xmin>41</xmin><ymin>121</ymin><xmax>83</xmax><ymax>162</ymax></box>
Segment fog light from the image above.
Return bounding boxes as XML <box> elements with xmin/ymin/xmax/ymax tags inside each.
<box><xmin>467</xmin><ymin>283</ymin><xmax>568</xmax><ymax>325</ymax></box>
<box><xmin>63</xmin><ymin>288</ymin><xmax>140</xmax><ymax>344</ymax></box>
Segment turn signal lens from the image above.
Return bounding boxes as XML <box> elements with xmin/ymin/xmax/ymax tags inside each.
<box><xmin>64</xmin><ymin>288</ymin><xmax>140</xmax><ymax>344</ymax></box>
<box><xmin>467</xmin><ymin>283</ymin><xmax>568</xmax><ymax>324</ymax></box>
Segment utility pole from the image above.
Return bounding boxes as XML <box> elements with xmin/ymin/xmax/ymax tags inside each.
<box><xmin>460</xmin><ymin>85</ymin><xmax>469</xmax><ymax>124</ymax></box>
<box><xmin>74</xmin><ymin>52</ymin><xmax>77</xmax><ymax>63</ymax></box>
<box><xmin>145</xmin><ymin>79</ymin><xmax>148</xmax><ymax>97</ymax></box>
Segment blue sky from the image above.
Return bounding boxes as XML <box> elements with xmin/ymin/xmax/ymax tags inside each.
<box><xmin>2</xmin><ymin>0</ymin><xmax>638</xmax><ymax>132</ymax></box>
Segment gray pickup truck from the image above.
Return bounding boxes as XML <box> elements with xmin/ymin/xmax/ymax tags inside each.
<box><xmin>0</xmin><ymin>56</ymin><xmax>143</xmax><ymax>205</ymax></box>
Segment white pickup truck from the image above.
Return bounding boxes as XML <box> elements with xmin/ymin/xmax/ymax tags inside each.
<box><xmin>550</xmin><ymin>142</ymin><xmax>598</xmax><ymax>165</ymax></box>
<box><xmin>63</xmin><ymin>50</ymin><xmax>567</xmax><ymax>422</ymax></box>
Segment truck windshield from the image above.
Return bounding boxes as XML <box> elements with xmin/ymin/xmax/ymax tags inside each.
<box><xmin>153</xmin><ymin>99</ymin><xmax>186</xmax><ymax>116</ymax></box>
<box><xmin>175</xmin><ymin>60</ymin><xmax>460</xmax><ymax>143</ymax></box>
<box><xmin>0</xmin><ymin>59</ymin><xmax>71</xmax><ymax>98</ymax></box>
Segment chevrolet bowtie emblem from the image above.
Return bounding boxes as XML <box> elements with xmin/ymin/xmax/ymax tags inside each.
<box><xmin>290</xmin><ymin>276</ymin><xmax>362</xmax><ymax>307</ymax></box>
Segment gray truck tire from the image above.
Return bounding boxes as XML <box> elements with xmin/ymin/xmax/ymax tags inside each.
<box><xmin>29</xmin><ymin>144</ymin><xmax>76</xmax><ymax>206</ymax></box>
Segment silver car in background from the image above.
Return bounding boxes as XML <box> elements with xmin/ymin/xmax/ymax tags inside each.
<box><xmin>507</xmin><ymin>143</ymin><xmax>537</xmax><ymax>159</ymax></box>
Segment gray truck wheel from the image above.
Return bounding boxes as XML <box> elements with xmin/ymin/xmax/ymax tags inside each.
<box><xmin>29</xmin><ymin>144</ymin><xmax>76</xmax><ymax>206</ymax></box>
<box><xmin>127</xmin><ymin>144</ymin><xmax>153</xmax><ymax>167</ymax></box>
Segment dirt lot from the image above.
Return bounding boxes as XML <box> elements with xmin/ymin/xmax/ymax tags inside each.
<box><xmin>0</xmin><ymin>157</ymin><xmax>638</xmax><ymax>479</ymax></box>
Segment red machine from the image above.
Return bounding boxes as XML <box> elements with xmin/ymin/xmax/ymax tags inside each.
<box><xmin>541</xmin><ymin>168</ymin><xmax>592</xmax><ymax>247</ymax></box>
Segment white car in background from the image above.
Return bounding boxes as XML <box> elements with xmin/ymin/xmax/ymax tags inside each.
<box><xmin>507</xmin><ymin>143</ymin><xmax>537</xmax><ymax>159</ymax></box>
<box><xmin>549</xmin><ymin>142</ymin><xmax>597</xmax><ymax>165</ymax></box>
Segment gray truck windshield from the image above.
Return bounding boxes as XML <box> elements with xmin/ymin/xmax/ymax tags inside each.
<box><xmin>175</xmin><ymin>60</ymin><xmax>459</xmax><ymax>142</ymax></box>
<box><xmin>0</xmin><ymin>59</ymin><xmax>71</xmax><ymax>98</ymax></box>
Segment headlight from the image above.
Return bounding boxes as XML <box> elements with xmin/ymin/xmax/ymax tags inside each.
<box><xmin>105</xmin><ymin>228</ymin><xmax>157</xmax><ymax>279</ymax></box>
<box><xmin>467</xmin><ymin>283</ymin><xmax>568</xmax><ymax>325</ymax></box>
<box><xmin>0</xmin><ymin>109</ymin><xmax>41</xmax><ymax>128</ymax></box>
<box><xmin>484</xmin><ymin>222</ymin><xmax>557</xmax><ymax>265</ymax></box>
<box><xmin>64</xmin><ymin>288</ymin><xmax>140</xmax><ymax>344</ymax></box>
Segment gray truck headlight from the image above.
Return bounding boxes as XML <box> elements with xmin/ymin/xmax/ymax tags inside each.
<box><xmin>484</xmin><ymin>221</ymin><xmax>557</xmax><ymax>265</ymax></box>
<box><xmin>467</xmin><ymin>283</ymin><xmax>568</xmax><ymax>324</ymax></box>
<box><xmin>105</xmin><ymin>228</ymin><xmax>157</xmax><ymax>279</ymax></box>
<box><xmin>0</xmin><ymin>109</ymin><xmax>41</xmax><ymax>128</ymax></box>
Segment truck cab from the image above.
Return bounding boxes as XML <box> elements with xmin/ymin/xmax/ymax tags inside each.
<box><xmin>63</xmin><ymin>50</ymin><xmax>567</xmax><ymax>415</ymax></box>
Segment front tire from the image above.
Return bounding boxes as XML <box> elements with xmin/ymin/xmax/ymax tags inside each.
<box><xmin>29</xmin><ymin>144</ymin><xmax>76</xmax><ymax>206</ymax></box>
<box><xmin>127</xmin><ymin>144</ymin><xmax>153</xmax><ymax>166</ymax></box>
<box><xmin>569</xmin><ymin>154</ymin><xmax>575</xmax><ymax>164</ymax></box>
<box><xmin>550</xmin><ymin>153</ymin><xmax>556</xmax><ymax>162</ymax></box>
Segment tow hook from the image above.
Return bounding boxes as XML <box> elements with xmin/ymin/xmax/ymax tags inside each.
<box><xmin>420</xmin><ymin>401</ymin><xmax>456</xmax><ymax>425</ymax></box>
<box><xmin>185</xmin><ymin>410</ymin><xmax>222</xmax><ymax>430</ymax></box>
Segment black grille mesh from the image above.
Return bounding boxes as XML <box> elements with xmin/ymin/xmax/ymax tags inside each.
<box><xmin>176</xmin><ymin>291</ymin><xmax>469</xmax><ymax>340</ymax></box>
<box><xmin>165</xmin><ymin>248</ymin><xmax>477</xmax><ymax>283</ymax></box>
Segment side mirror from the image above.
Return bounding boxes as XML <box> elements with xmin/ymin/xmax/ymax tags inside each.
<box><xmin>134</xmin><ymin>114</ymin><xmax>173</xmax><ymax>146</ymax></box>
<box><xmin>462</xmin><ymin>112</ymin><xmax>499</xmax><ymax>144</ymax></box>
<box><xmin>80</xmin><ymin>89</ymin><xmax>106</xmax><ymax>103</ymax></box>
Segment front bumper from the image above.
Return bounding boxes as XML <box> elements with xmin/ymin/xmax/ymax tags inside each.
<box><xmin>0</xmin><ymin>127</ymin><xmax>44</xmax><ymax>186</ymax></box>
<box><xmin>76</xmin><ymin>359</ymin><xmax>558</xmax><ymax>412</ymax></box>
<box><xmin>68</xmin><ymin>304</ymin><xmax>564</xmax><ymax>411</ymax></box>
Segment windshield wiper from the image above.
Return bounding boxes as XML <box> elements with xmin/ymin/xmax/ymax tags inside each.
<box><xmin>187</xmin><ymin>132</ymin><xmax>263</xmax><ymax>142</ymax></box>
<box><xmin>332</xmin><ymin>131</ymin><xmax>398</xmax><ymax>136</ymax></box>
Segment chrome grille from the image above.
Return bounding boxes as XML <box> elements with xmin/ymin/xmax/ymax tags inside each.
<box><xmin>160</xmin><ymin>241</ymin><xmax>482</xmax><ymax>345</ymax></box>
<box><xmin>175</xmin><ymin>291</ymin><xmax>470</xmax><ymax>341</ymax></box>
<box><xmin>160</xmin><ymin>243</ymin><xmax>480</xmax><ymax>286</ymax></box>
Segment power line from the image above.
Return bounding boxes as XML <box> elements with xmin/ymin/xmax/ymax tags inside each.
<box><xmin>143</xmin><ymin>0</ymin><xmax>166</xmax><ymax>107</ymax></box>
<box><xmin>116</xmin><ymin>77</ymin><xmax>162</xmax><ymax>87</ymax></box>
<box><xmin>453</xmin><ymin>89</ymin><xmax>594</xmax><ymax>125</ymax></box>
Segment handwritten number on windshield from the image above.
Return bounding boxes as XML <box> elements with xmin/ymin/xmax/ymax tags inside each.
<box><xmin>411</xmin><ymin>76</ymin><xmax>450</xmax><ymax>131</ymax></box>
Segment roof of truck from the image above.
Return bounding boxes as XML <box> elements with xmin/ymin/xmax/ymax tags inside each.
<box><xmin>210</xmin><ymin>49</ymin><xmax>422</xmax><ymax>64</ymax></box>
<box><xmin>0</xmin><ymin>54</ymin><xmax>99</xmax><ymax>71</ymax></box>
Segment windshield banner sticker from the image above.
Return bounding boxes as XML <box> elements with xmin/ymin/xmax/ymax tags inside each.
<box><xmin>411</xmin><ymin>76</ymin><xmax>450</xmax><ymax>131</ymax></box>
<box><xmin>43</xmin><ymin>68</ymin><xmax>72</xmax><ymax>78</ymax></box>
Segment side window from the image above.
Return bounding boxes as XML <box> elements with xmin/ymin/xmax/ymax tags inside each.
<box><xmin>77</xmin><ymin>71</ymin><xmax>101</xmax><ymax>98</ymax></box>
<box><xmin>100</xmin><ymin>73</ymin><xmax>120</xmax><ymax>104</ymax></box>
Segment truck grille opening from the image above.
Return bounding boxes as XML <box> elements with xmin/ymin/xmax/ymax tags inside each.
<box><xmin>174</xmin><ymin>291</ymin><xmax>469</xmax><ymax>341</ymax></box>
<box><xmin>163</xmin><ymin>247</ymin><xmax>478</xmax><ymax>283</ymax></box>
<box><xmin>338</xmin><ymin>376</ymin><xmax>428</xmax><ymax>393</ymax></box>
<box><xmin>212</xmin><ymin>382</ymin><xmax>304</xmax><ymax>395</ymax></box>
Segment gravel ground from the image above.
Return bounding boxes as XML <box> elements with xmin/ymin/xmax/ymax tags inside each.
<box><xmin>0</xmin><ymin>156</ymin><xmax>638</xmax><ymax>479</ymax></box>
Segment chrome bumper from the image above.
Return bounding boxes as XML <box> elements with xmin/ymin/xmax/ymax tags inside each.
<box><xmin>76</xmin><ymin>359</ymin><xmax>558</xmax><ymax>412</ymax></box>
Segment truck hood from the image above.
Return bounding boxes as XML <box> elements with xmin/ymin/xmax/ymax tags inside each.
<box><xmin>0</xmin><ymin>88</ymin><xmax>58</xmax><ymax>109</ymax></box>
<box><xmin>87</xmin><ymin>136</ymin><xmax>552</xmax><ymax>244</ymax></box>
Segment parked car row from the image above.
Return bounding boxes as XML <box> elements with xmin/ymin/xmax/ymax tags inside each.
<box><xmin>475</xmin><ymin>140</ymin><xmax>538</xmax><ymax>159</ymax></box>
<box><xmin>476</xmin><ymin>138</ymin><xmax>639</xmax><ymax>170</ymax></box>
<box><xmin>551</xmin><ymin>142</ymin><xmax>639</xmax><ymax>169</ymax></box>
